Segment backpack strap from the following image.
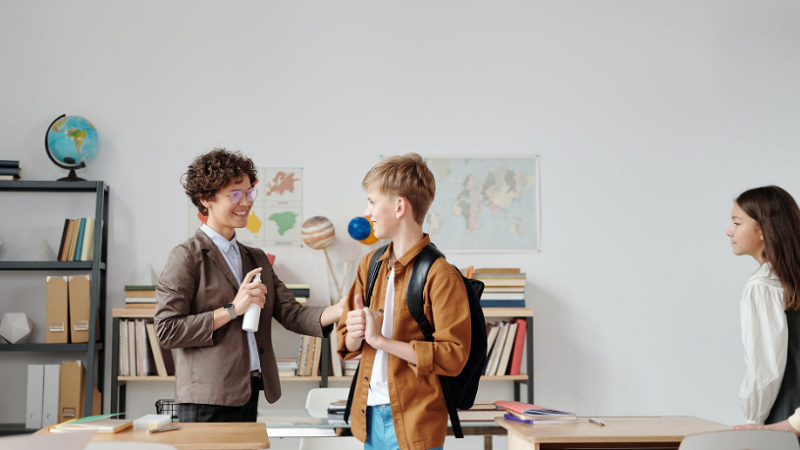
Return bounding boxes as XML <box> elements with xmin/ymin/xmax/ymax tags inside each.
<box><xmin>344</xmin><ymin>245</ymin><xmax>388</xmax><ymax>425</ymax></box>
<box><xmin>406</xmin><ymin>244</ymin><xmax>464</xmax><ymax>438</ymax></box>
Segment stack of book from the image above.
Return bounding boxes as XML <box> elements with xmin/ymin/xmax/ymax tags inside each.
<box><xmin>295</xmin><ymin>335</ymin><xmax>324</xmax><ymax>377</ymax></box>
<box><xmin>277</xmin><ymin>358</ymin><xmax>299</xmax><ymax>377</ymax></box>
<box><xmin>118</xmin><ymin>319</ymin><xmax>175</xmax><ymax>377</ymax></box>
<box><xmin>484</xmin><ymin>318</ymin><xmax>528</xmax><ymax>376</ymax></box>
<box><xmin>472</xmin><ymin>268</ymin><xmax>526</xmax><ymax>308</ymax></box>
<box><xmin>57</xmin><ymin>218</ymin><xmax>97</xmax><ymax>262</ymax></box>
<box><xmin>342</xmin><ymin>358</ymin><xmax>359</xmax><ymax>376</ymax></box>
<box><xmin>456</xmin><ymin>401</ymin><xmax>506</xmax><ymax>422</ymax></box>
<box><xmin>0</xmin><ymin>160</ymin><xmax>20</xmax><ymax>180</ymax></box>
<box><xmin>327</xmin><ymin>399</ymin><xmax>347</xmax><ymax>424</ymax></box>
<box><xmin>287</xmin><ymin>284</ymin><xmax>310</xmax><ymax>305</ymax></box>
<box><xmin>494</xmin><ymin>401</ymin><xmax>577</xmax><ymax>425</ymax></box>
<box><xmin>125</xmin><ymin>285</ymin><xmax>157</xmax><ymax>308</ymax></box>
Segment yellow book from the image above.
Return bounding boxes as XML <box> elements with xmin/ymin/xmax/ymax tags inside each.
<box><xmin>51</xmin><ymin>416</ymin><xmax>132</xmax><ymax>434</ymax></box>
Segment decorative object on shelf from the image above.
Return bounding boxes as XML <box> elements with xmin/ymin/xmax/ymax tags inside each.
<box><xmin>0</xmin><ymin>312</ymin><xmax>35</xmax><ymax>344</ymax></box>
<box><xmin>34</xmin><ymin>238</ymin><xmax>58</xmax><ymax>261</ymax></box>
<box><xmin>301</xmin><ymin>216</ymin><xmax>342</xmax><ymax>301</ymax></box>
<box><xmin>45</xmin><ymin>114</ymin><xmax>98</xmax><ymax>181</ymax></box>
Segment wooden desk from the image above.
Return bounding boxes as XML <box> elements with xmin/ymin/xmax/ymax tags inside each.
<box><xmin>496</xmin><ymin>416</ymin><xmax>729</xmax><ymax>450</ymax></box>
<box><xmin>36</xmin><ymin>422</ymin><xmax>269</xmax><ymax>450</ymax></box>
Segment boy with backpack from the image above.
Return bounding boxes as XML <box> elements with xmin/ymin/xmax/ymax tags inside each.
<box><xmin>338</xmin><ymin>153</ymin><xmax>476</xmax><ymax>450</ymax></box>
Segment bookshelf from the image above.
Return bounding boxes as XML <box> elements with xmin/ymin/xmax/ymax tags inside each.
<box><xmin>109</xmin><ymin>306</ymin><xmax>535</xmax><ymax>414</ymax></box>
<box><xmin>0</xmin><ymin>181</ymin><xmax>109</xmax><ymax>436</ymax></box>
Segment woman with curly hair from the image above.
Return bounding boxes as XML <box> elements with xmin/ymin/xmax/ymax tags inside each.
<box><xmin>155</xmin><ymin>148</ymin><xmax>343</xmax><ymax>422</ymax></box>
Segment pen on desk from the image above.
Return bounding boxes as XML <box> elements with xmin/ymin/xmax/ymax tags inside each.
<box><xmin>148</xmin><ymin>426</ymin><xmax>181</xmax><ymax>434</ymax></box>
<box><xmin>589</xmin><ymin>418</ymin><xmax>606</xmax><ymax>426</ymax></box>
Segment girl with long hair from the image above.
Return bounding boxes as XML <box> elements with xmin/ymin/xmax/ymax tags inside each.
<box><xmin>727</xmin><ymin>185</ymin><xmax>800</xmax><ymax>428</ymax></box>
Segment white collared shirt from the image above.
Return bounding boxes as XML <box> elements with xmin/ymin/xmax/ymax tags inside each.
<box><xmin>367</xmin><ymin>255</ymin><xmax>395</xmax><ymax>406</ymax></box>
<box><xmin>200</xmin><ymin>224</ymin><xmax>261</xmax><ymax>373</ymax></box>
<box><xmin>739</xmin><ymin>261</ymin><xmax>787</xmax><ymax>424</ymax></box>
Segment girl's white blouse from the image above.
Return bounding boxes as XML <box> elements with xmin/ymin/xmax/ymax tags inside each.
<box><xmin>739</xmin><ymin>262</ymin><xmax>787</xmax><ymax>424</ymax></box>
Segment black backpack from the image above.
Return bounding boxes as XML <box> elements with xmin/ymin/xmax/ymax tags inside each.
<box><xmin>344</xmin><ymin>244</ymin><xmax>487</xmax><ymax>438</ymax></box>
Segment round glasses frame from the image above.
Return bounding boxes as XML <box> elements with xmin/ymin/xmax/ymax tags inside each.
<box><xmin>222</xmin><ymin>187</ymin><xmax>258</xmax><ymax>204</ymax></box>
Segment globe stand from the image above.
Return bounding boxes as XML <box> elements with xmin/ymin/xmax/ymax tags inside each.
<box><xmin>45</xmin><ymin>114</ymin><xmax>88</xmax><ymax>182</ymax></box>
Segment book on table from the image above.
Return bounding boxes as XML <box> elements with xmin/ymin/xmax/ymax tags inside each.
<box><xmin>51</xmin><ymin>415</ymin><xmax>133</xmax><ymax>433</ymax></box>
<box><xmin>494</xmin><ymin>401</ymin><xmax>576</xmax><ymax>420</ymax></box>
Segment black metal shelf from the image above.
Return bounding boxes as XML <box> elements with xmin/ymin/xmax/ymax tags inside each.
<box><xmin>1</xmin><ymin>180</ymin><xmax>109</xmax><ymax>417</ymax></box>
<box><xmin>0</xmin><ymin>343</ymin><xmax>103</xmax><ymax>352</ymax></box>
<box><xmin>0</xmin><ymin>423</ymin><xmax>35</xmax><ymax>436</ymax></box>
<box><xmin>0</xmin><ymin>180</ymin><xmax>104</xmax><ymax>192</ymax></box>
<box><xmin>0</xmin><ymin>261</ymin><xmax>105</xmax><ymax>271</ymax></box>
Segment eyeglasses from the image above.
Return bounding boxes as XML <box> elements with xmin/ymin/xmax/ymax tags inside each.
<box><xmin>221</xmin><ymin>187</ymin><xmax>258</xmax><ymax>204</ymax></box>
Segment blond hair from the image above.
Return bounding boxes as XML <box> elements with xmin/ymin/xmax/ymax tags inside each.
<box><xmin>362</xmin><ymin>153</ymin><xmax>436</xmax><ymax>225</ymax></box>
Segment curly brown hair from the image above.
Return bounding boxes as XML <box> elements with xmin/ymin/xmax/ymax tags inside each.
<box><xmin>183</xmin><ymin>148</ymin><xmax>258</xmax><ymax>216</ymax></box>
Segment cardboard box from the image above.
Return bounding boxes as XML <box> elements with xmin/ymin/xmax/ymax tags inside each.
<box><xmin>67</xmin><ymin>275</ymin><xmax>100</xmax><ymax>343</ymax></box>
<box><xmin>46</xmin><ymin>276</ymin><xmax>70</xmax><ymax>344</ymax></box>
<box><xmin>59</xmin><ymin>361</ymin><xmax>100</xmax><ymax>423</ymax></box>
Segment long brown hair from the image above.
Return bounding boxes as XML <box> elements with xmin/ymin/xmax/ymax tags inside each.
<box><xmin>737</xmin><ymin>186</ymin><xmax>800</xmax><ymax>311</ymax></box>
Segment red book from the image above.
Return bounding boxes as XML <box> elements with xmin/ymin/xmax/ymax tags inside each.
<box><xmin>509</xmin><ymin>318</ymin><xmax>528</xmax><ymax>375</ymax></box>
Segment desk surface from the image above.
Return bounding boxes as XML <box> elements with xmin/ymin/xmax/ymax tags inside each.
<box><xmin>496</xmin><ymin>416</ymin><xmax>729</xmax><ymax>445</ymax></box>
<box><xmin>37</xmin><ymin>422</ymin><xmax>269</xmax><ymax>450</ymax></box>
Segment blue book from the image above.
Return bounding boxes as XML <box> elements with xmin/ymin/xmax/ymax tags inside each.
<box><xmin>480</xmin><ymin>299</ymin><xmax>526</xmax><ymax>308</ymax></box>
<box><xmin>74</xmin><ymin>218</ymin><xmax>86</xmax><ymax>261</ymax></box>
<box><xmin>504</xmin><ymin>413</ymin><xmax>534</xmax><ymax>424</ymax></box>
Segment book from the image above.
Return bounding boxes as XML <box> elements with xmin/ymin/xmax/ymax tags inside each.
<box><xmin>127</xmin><ymin>320</ymin><xmax>136</xmax><ymax>376</ymax></box>
<box><xmin>483</xmin><ymin>287</ymin><xmax>525</xmax><ymax>293</ymax></box>
<box><xmin>474</xmin><ymin>268</ymin><xmax>520</xmax><ymax>274</ymax></box>
<box><xmin>66</xmin><ymin>219</ymin><xmax>80</xmax><ymax>262</ymax></box>
<box><xmin>80</xmin><ymin>218</ymin><xmax>95</xmax><ymax>261</ymax></box>
<box><xmin>475</xmin><ymin>278</ymin><xmax>526</xmax><ymax>287</ymax></box>
<box><xmin>481</xmin><ymin>292</ymin><xmax>524</xmax><ymax>301</ymax></box>
<box><xmin>0</xmin><ymin>174</ymin><xmax>20</xmax><ymax>180</ymax></box>
<box><xmin>485</xmin><ymin>323</ymin><xmax>501</xmax><ymax>357</ymax></box>
<box><xmin>125</xmin><ymin>284</ymin><xmax>158</xmax><ymax>291</ymax></box>
<box><xmin>486</xmin><ymin>322</ymin><xmax>508</xmax><ymax>375</ymax></box>
<box><xmin>494</xmin><ymin>401</ymin><xmax>575</xmax><ymax>419</ymax></box>
<box><xmin>119</xmin><ymin>319</ymin><xmax>128</xmax><ymax>376</ymax></box>
<box><xmin>51</xmin><ymin>416</ymin><xmax>132</xmax><ymax>433</ymax></box>
<box><xmin>0</xmin><ymin>160</ymin><xmax>20</xmax><ymax>168</ymax></box>
<box><xmin>56</xmin><ymin>219</ymin><xmax>70</xmax><ymax>261</ymax></box>
<box><xmin>145</xmin><ymin>322</ymin><xmax>169</xmax><ymax>377</ymax></box>
<box><xmin>457</xmin><ymin>410</ymin><xmax>506</xmax><ymax>422</ymax></box>
<box><xmin>298</xmin><ymin>335</ymin><xmax>310</xmax><ymax>376</ymax></box>
<box><xmin>480</xmin><ymin>299</ymin><xmax>526</xmax><ymax>308</ymax></box>
<box><xmin>0</xmin><ymin>166</ymin><xmax>20</xmax><ymax>176</ymax></box>
<box><xmin>73</xmin><ymin>218</ymin><xmax>86</xmax><ymax>261</ymax></box>
<box><xmin>508</xmin><ymin>318</ymin><xmax>527</xmax><ymax>375</ymax></box>
<box><xmin>495</xmin><ymin>322</ymin><xmax>518</xmax><ymax>376</ymax></box>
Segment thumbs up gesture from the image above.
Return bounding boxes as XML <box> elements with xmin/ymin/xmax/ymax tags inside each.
<box><xmin>345</xmin><ymin>294</ymin><xmax>367</xmax><ymax>345</ymax></box>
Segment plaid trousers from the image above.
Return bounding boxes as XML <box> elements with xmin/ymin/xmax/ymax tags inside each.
<box><xmin>178</xmin><ymin>372</ymin><xmax>262</xmax><ymax>422</ymax></box>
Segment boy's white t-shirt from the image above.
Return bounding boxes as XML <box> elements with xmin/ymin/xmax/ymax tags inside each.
<box><xmin>367</xmin><ymin>256</ymin><xmax>395</xmax><ymax>406</ymax></box>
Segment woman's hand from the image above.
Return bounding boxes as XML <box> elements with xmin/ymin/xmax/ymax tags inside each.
<box><xmin>232</xmin><ymin>267</ymin><xmax>267</xmax><ymax>317</ymax></box>
<box><xmin>345</xmin><ymin>294</ymin><xmax>367</xmax><ymax>349</ymax></box>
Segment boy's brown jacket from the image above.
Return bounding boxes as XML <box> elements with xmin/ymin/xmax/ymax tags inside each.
<box><xmin>337</xmin><ymin>235</ymin><xmax>471</xmax><ymax>450</ymax></box>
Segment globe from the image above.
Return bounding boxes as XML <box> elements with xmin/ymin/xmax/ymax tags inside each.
<box><xmin>45</xmin><ymin>114</ymin><xmax>98</xmax><ymax>181</ymax></box>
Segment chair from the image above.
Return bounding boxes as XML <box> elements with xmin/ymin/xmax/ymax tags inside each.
<box><xmin>678</xmin><ymin>429</ymin><xmax>800</xmax><ymax>450</ymax></box>
<box><xmin>299</xmin><ymin>388</ymin><xmax>362</xmax><ymax>450</ymax></box>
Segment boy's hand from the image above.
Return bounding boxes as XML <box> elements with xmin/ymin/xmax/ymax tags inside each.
<box><xmin>345</xmin><ymin>294</ymin><xmax>367</xmax><ymax>343</ymax></box>
<box><xmin>363</xmin><ymin>307</ymin><xmax>384</xmax><ymax>348</ymax></box>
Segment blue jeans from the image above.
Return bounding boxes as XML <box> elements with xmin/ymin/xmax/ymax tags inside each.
<box><xmin>365</xmin><ymin>405</ymin><xmax>444</xmax><ymax>450</ymax></box>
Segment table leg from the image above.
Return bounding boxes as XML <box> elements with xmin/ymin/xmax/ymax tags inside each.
<box><xmin>484</xmin><ymin>435</ymin><xmax>493</xmax><ymax>450</ymax></box>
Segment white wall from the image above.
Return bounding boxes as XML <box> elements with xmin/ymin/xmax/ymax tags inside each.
<box><xmin>1</xmin><ymin>0</ymin><xmax>800</xmax><ymax>448</ymax></box>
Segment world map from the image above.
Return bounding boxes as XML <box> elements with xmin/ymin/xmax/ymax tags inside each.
<box><xmin>423</xmin><ymin>157</ymin><xmax>539</xmax><ymax>251</ymax></box>
<box><xmin>188</xmin><ymin>167</ymin><xmax>303</xmax><ymax>247</ymax></box>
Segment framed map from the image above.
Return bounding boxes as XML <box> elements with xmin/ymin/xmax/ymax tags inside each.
<box><xmin>187</xmin><ymin>167</ymin><xmax>303</xmax><ymax>247</ymax></box>
<box><xmin>423</xmin><ymin>156</ymin><xmax>539</xmax><ymax>251</ymax></box>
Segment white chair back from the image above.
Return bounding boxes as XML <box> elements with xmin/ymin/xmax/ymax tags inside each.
<box><xmin>305</xmin><ymin>387</ymin><xmax>351</xmax><ymax>418</ymax></box>
<box><xmin>679</xmin><ymin>429</ymin><xmax>799</xmax><ymax>450</ymax></box>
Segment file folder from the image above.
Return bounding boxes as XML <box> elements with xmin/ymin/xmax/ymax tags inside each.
<box><xmin>46</xmin><ymin>276</ymin><xmax>70</xmax><ymax>344</ymax></box>
<box><xmin>26</xmin><ymin>364</ymin><xmax>44</xmax><ymax>429</ymax></box>
<box><xmin>42</xmin><ymin>364</ymin><xmax>61</xmax><ymax>427</ymax></box>
<box><xmin>68</xmin><ymin>275</ymin><xmax>99</xmax><ymax>343</ymax></box>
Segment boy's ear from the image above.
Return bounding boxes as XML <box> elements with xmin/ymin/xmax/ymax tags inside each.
<box><xmin>395</xmin><ymin>196</ymin><xmax>410</xmax><ymax>219</ymax></box>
